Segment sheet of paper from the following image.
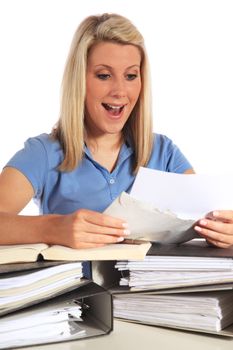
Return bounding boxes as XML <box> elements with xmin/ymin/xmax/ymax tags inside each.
<box><xmin>131</xmin><ymin>167</ymin><xmax>233</xmax><ymax>219</ymax></box>
<box><xmin>104</xmin><ymin>192</ymin><xmax>197</xmax><ymax>244</ymax></box>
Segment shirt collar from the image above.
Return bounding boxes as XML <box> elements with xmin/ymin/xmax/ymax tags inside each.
<box><xmin>84</xmin><ymin>139</ymin><xmax>134</xmax><ymax>171</ymax></box>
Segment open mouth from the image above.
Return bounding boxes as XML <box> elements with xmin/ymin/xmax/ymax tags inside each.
<box><xmin>102</xmin><ymin>103</ymin><xmax>125</xmax><ymax>116</ymax></box>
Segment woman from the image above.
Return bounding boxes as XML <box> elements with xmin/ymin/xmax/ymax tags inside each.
<box><xmin>0</xmin><ymin>13</ymin><xmax>232</xmax><ymax>249</ymax></box>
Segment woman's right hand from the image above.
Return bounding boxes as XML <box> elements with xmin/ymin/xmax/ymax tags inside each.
<box><xmin>0</xmin><ymin>168</ymin><xmax>129</xmax><ymax>248</ymax></box>
<box><xmin>47</xmin><ymin>209</ymin><xmax>130</xmax><ymax>249</ymax></box>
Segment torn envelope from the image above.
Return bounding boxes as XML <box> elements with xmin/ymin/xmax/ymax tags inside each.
<box><xmin>104</xmin><ymin>192</ymin><xmax>197</xmax><ymax>244</ymax></box>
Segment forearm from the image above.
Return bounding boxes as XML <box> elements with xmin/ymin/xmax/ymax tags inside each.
<box><xmin>0</xmin><ymin>209</ymin><xmax>129</xmax><ymax>248</ymax></box>
<box><xmin>0</xmin><ymin>212</ymin><xmax>59</xmax><ymax>245</ymax></box>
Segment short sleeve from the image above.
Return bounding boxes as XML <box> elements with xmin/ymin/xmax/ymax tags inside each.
<box><xmin>148</xmin><ymin>134</ymin><xmax>193</xmax><ymax>173</ymax></box>
<box><xmin>5</xmin><ymin>137</ymin><xmax>49</xmax><ymax>198</ymax></box>
<box><xmin>165</xmin><ymin>138</ymin><xmax>192</xmax><ymax>173</ymax></box>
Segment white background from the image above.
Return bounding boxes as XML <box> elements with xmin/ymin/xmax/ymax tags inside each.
<box><xmin>0</xmin><ymin>0</ymin><xmax>232</xmax><ymax>213</ymax></box>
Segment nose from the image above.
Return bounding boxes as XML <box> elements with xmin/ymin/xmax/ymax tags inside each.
<box><xmin>109</xmin><ymin>77</ymin><xmax>127</xmax><ymax>99</ymax></box>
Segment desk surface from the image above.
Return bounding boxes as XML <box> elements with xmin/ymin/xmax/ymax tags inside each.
<box><xmin>21</xmin><ymin>319</ymin><xmax>233</xmax><ymax>350</ymax></box>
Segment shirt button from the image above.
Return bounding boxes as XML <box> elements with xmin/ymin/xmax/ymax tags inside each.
<box><xmin>109</xmin><ymin>178</ymin><xmax>115</xmax><ymax>184</ymax></box>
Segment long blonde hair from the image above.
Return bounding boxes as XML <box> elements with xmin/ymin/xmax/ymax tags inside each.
<box><xmin>53</xmin><ymin>13</ymin><xmax>153</xmax><ymax>172</ymax></box>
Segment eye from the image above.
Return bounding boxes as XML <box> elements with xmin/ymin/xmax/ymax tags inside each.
<box><xmin>126</xmin><ymin>74</ymin><xmax>138</xmax><ymax>81</ymax></box>
<box><xmin>96</xmin><ymin>74</ymin><xmax>111</xmax><ymax>80</ymax></box>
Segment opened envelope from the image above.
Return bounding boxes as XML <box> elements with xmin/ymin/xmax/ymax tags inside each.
<box><xmin>104</xmin><ymin>192</ymin><xmax>197</xmax><ymax>244</ymax></box>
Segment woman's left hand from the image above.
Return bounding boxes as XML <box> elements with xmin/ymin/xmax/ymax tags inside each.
<box><xmin>194</xmin><ymin>210</ymin><xmax>233</xmax><ymax>248</ymax></box>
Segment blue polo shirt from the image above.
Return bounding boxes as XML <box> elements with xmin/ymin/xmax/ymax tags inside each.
<box><xmin>6</xmin><ymin>133</ymin><xmax>192</xmax><ymax>214</ymax></box>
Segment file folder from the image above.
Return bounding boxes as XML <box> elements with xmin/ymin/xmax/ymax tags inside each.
<box><xmin>0</xmin><ymin>281</ymin><xmax>113</xmax><ymax>349</ymax></box>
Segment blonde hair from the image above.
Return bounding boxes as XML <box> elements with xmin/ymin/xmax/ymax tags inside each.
<box><xmin>53</xmin><ymin>13</ymin><xmax>153</xmax><ymax>172</ymax></box>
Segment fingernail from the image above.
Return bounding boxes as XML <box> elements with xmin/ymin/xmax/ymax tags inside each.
<box><xmin>213</xmin><ymin>211</ymin><xmax>219</xmax><ymax>217</ymax></box>
<box><xmin>200</xmin><ymin>219</ymin><xmax>207</xmax><ymax>226</ymax></box>
<box><xmin>117</xmin><ymin>237</ymin><xmax>124</xmax><ymax>242</ymax></box>
<box><xmin>123</xmin><ymin>229</ymin><xmax>131</xmax><ymax>236</ymax></box>
<box><xmin>194</xmin><ymin>226</ymin><xmax>202</xmax><ymax>232</ymax></box>
<box><xmin>122</xmin><ymin>222</ymin><xmax>129</xmax><ymax>228</ymax></box>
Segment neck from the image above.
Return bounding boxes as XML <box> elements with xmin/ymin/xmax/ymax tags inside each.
<box><xmin>85</xmin><ymin>132</ymin><xmax>124</xmax><ymax>173</ymax></box>
<box><xmin>85</xmin><ymin>132</ymin><xmax>123</xmax><ymax>153</ymax></box>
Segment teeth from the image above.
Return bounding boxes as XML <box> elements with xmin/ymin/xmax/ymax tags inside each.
<box><xmin>102</xmin><ymin>103</ymin><xmax>124</xmax><ymax>111</ymax></box>
<box><xmin>108</xmin><ymin>105</ymin><xmax>123</xmax><ymax>109</ymax></box>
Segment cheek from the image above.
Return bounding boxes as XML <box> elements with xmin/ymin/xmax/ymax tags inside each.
<box><xmin>85</xmin><ymin>93</ymin><xmax>103</xmax><ymax>116</ymax></box>
<box><xmin>85</xmin><ymin>84</ymin><xmax>101</xmax><ymax>113</ymax></box>
<box><xmin>130</xmin><ymin>84</ymin><xmax>141</xmax><ymax>102</ymax></box>
<box><xmin>86</xmin><ymin>78</ymin><xmax>108</xmax><ymax>99</ymax></box>
<box><xmin>86</xmin><ymin>78</ymin><xmax>100</xmax><ymax>99</ymax></box>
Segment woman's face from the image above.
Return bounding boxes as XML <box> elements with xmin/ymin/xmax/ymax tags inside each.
<box><xmin>85</xmin><ymin>41</ymin><xmax>142</xmax><ymax>137</ymax></box>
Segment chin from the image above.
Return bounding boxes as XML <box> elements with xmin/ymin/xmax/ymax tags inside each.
<box><xmin>106</xmin><ymin>124</ymin><xmax>126</xmax><ymax>134</ymax></box>
<box><xmin>104</xmin><ymin>129</ymin><xmax>123</xmax><ymax>135</ymax></box>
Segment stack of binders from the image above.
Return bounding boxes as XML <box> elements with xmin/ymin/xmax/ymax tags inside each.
<box><xmin>112</xmin><ymin>240</ymin><xmax>233</xmax><ymax>337</ymax></box>
<box><xmin>0</xmin><ymin>261</ymin><xmax>113</xmax><ymax>349</ymax></box>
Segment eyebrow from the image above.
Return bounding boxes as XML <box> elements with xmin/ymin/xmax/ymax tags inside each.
<box><xmin>94</xmin><ymin>64</ymin><xmax>140</xmax><ymax>70</ymax></box>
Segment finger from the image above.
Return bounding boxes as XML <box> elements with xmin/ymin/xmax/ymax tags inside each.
<box><xmin>197</xmin><ymin>219</ymin><xmax>233</xmax><ymax>236</ymax></box>
<box><xmin>205</xmin><ymin>238</ymin><xmax>230</xmax><ymax>249</ymax></box>
<box><xmin>75</xmin><ymin>231</ymin><xmax>125</xmax><ymax>245</ymax></box>
<box><xmin>75</xmin><ymin>209</ymin><xmax>128</xmax><ymax>228</ymax></box>
<box><xmin>206</xmin><ymin>210</ymin><xmax>233</xmax><ymax>223</ymax></box>
<box><xmin>84</xmin><ymin>221</ymin><xmax>130</xmax><ymax>237</ymax></box>
<box><xmin>194</xmin><ymin>225</ymin><xmax>233</xmax><ymax>245</ymax></box>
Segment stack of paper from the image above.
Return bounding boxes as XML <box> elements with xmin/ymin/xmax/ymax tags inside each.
<box><xmin>0</xmin><ymin>263</ymin><xmax>114</xmax><ymax>348</ymax></box>
<box><xmin>111</xmin><ymin>168</ymin><xmax>233</xmax><ymax>336</ymax></box>
<box><xmin>114</xmin><ymin>290</ymin><xmax>233</xmax><ymax>332</ymax></box>
<box><xmin>113</xmin><ymin>242</ymin><xmax>233</xmax><ymax>335</ymax></box>
<box><xmin>0</xmin><ymin>298</ymin><xmax>85</xmax><ymax>349</ymax></box>
<box><xmin>0</xmin><ymin>262</ymin><xmax>84</xmax><ymax>315</ymax></box>
<box><xmin>116</xmin><ymin>255</ymin><xmax>233</xmax><ymax>291</ymax></box>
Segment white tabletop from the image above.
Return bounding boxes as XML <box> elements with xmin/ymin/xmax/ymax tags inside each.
<box><xmin>21</xmin><ymin>319</ymin><xmax>233</xmax><ymax>350</ymax></box>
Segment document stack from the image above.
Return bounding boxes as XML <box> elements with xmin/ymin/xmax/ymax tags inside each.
<box><xmin>0</xmin><ymin>261</ymin><xmax>113</xmax><ymax>349</ymax></box>
<box><xmin>113</xmin><ymin>240</ymin><xmax>233</xmax><ymax>337</ymax></box>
